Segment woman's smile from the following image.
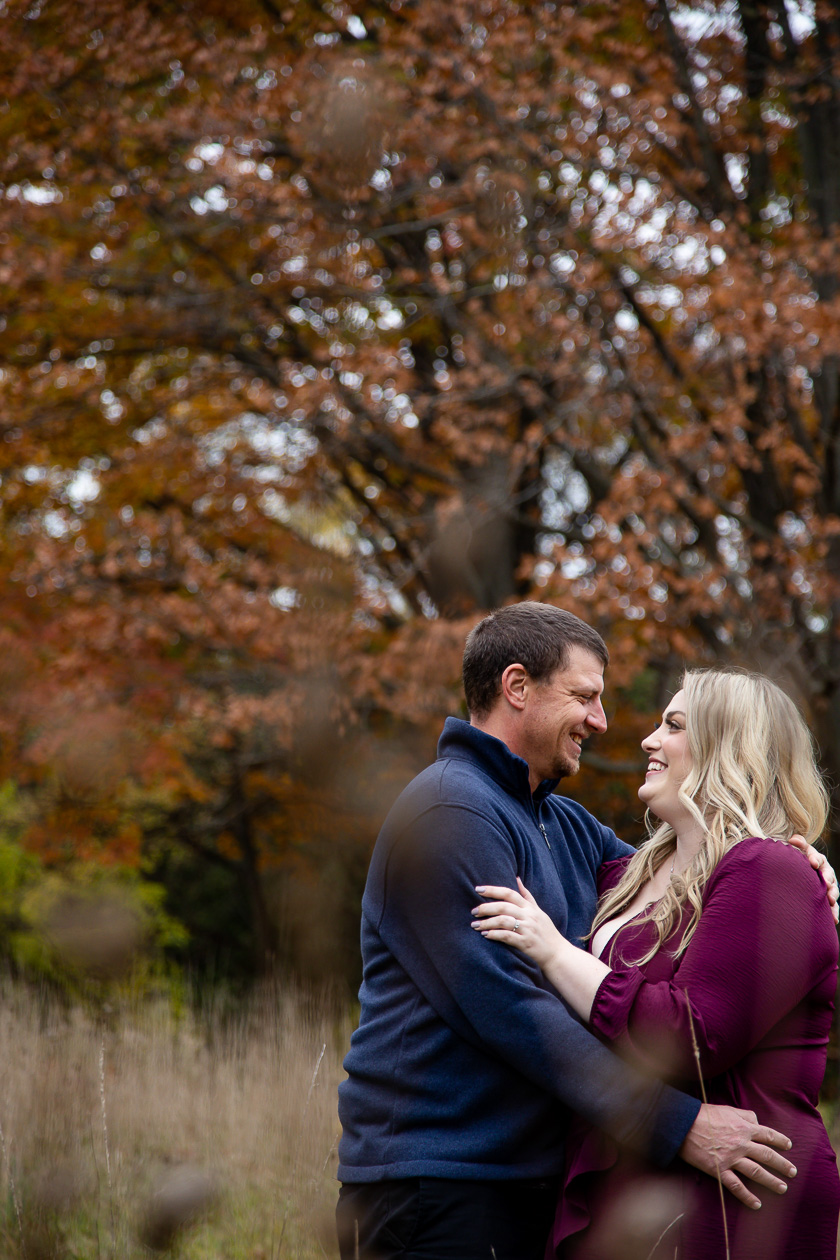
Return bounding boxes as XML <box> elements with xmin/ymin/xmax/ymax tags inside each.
<box><xmin>638</xmin><ymin>689</ymin><xmax>692</xmax><ymax>824</ymax></box>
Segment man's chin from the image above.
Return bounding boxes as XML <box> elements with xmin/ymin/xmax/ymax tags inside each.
<box><xmin>553</xmin><ymin>753</ymin><xmax>581</xmax><ymax>779</ymax></box>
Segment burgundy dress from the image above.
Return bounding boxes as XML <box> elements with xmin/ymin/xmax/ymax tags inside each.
<box><xmin>551</xmin><ymin>837</ymin><xmax>840</xmax><ymax>1260</ymax></box>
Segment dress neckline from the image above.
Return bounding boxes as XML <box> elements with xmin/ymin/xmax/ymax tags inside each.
<box><xmin>591</xmin><ymin>902</ymin><xmax>653</xmax><ymax>961</ymax></box>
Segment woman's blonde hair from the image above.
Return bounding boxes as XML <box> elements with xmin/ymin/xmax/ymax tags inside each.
<box><xmin>591</xmin><ymin>668</ymin><xmax>830</xmax><ymax>964</ymax></box>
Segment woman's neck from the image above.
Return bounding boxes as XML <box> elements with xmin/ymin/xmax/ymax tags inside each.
<box><xmin>670</xmin><ymin>818</ymin><xmax>707</xmax><ymax>874</ymax></box>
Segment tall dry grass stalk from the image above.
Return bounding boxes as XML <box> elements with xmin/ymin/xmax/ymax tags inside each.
<box><xmin>686</xmin><ymin>992</ymin><xmax>730</xmax><ymax>1260</ymax></box>
<box><xmin>0</xmin><ymin>981</ymin><xmax>350</xmax><ymax>1258</ymax></box>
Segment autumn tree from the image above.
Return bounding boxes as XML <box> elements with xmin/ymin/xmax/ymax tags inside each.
<box><xmin>3</xmin><ymin>0</ymin><xmax>840</xmax><ymax>978</ymax></box>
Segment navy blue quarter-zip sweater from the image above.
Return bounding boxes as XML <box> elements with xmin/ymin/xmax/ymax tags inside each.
<box><xmin>338</xmin><ymin>718</ymin><xmax>700</xmax><ymax>1182</ymax></box>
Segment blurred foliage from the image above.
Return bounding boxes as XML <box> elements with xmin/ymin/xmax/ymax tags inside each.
<box><xmin>0</xmin><ymin>780</ymin><xmax>186</xmax><ymax>1003</ymax></box>
<box><xmin>2</xmin><ymin>0</ymin><xmax>840</xmax><ymax>986</ymax></box>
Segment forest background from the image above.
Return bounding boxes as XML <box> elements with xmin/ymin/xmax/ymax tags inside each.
<box><xmin>1</xmin><ymin>0</ymin><xmax>840</xmax><ymax>1003</ymax></box>
<box><xmin>7</xmin><ymin>3</ymin><xmax>840</xmax><ymax>1255</ymax></box>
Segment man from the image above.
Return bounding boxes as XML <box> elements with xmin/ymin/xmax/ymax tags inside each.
<box><xmin>337</xmin><ymin>603</ymin><xmax>801</xmax><ymax>1260</ymax></box>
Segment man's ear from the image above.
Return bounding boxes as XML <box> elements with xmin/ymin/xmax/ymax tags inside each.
<box><xmin>500</xmin><ymin>663</ymin><xmax>529</xmax><ymax>711</ymax></box>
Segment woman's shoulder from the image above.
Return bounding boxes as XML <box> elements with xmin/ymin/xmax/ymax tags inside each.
<box><xmin>719</xmin><ymin>834</ymin><xmax>815</xmax><ymax>865</ymax></box>
<box><xmin>710</xmin><ymin>836</ymin><xmax>825</xmax><ymax>896</ymax></box>
<box><xmin>708</xmin><ymin>838</ymin><xmax>838</xmax><ymax>963</ymax></box>
<box><xmin>597</xmin><ymin>854</ymin><xmax>633</xmax><ymax>897</ymax></box>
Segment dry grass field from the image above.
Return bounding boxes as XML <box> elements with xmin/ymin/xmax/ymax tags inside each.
<box><xmin>1</xmin><ymin>980</ymin><xmax>838</xmax><ymax>1259</ymax></box>
<box><xmin>0</xmin><ymin>982</ymin><xmax>349</xmax><ymax>1259</ymax></box>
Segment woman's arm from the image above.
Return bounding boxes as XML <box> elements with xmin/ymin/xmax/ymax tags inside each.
<box><xmin>472</xmin><ymin>878</ymin><xmax>611</xmax><ymax>1021</ymax></box>
<box><xmin>474</xmin><ymin>840</ymin><xmax>838</xmax><ymax>1082</ymax></box>
<box><xmin>586</xmin><ymin>840</ymin><xmax>838</xmax><ymax>1079</ymax></box>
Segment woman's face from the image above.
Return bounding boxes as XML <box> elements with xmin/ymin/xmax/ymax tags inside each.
<box><xmin>638</xmin><ymin>689</ymin><xmax>694</xmax><ymax>825</ymax></box>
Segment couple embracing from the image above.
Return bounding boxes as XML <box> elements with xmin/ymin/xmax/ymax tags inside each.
<box><xmin>337</xmin><ymin>603</ymin><xmax>840</xmax><ymax>1259</ymax></box>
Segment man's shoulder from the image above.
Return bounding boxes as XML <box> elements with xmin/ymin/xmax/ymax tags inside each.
<box><xmin>389</xmin><ymin>751</ymin><xmax>515</xmax><ymax>825</ymax></box>
<box><xmin>365</xmin><ymin>754</ymin><xmax>522</xmax><ymax>894</ymax></box>
<box><xmin>544</xmin><ymin>792</ymin><xmax>606</xmax><ymax>833</ymax></box>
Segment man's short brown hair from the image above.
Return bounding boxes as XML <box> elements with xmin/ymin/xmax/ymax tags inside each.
<box><xmin>462</xmin><ymin>602</ymin><xmax>608</xmax><ymax>719</ymax></box>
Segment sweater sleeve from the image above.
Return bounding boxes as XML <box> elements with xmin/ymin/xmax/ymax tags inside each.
<box><xmin>590</xmin><ymin>839</ymin><xmax>839</xmax><ymax>1081</ymax></box>
<box><xmin>599</xmin><ymin>825</ymin><xmax>635</xmax><ymax>864</ymax></box>
<box><xmin>382</xmin><ymin>801</ymin><xmax>700</xmax><ymax>1165</ymax></box>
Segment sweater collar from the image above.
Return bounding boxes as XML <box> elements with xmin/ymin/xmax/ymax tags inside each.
<box><xmin>437</xmin><ymin>716</ymin><xmax>560</xmax><ymax>803</ymax></box>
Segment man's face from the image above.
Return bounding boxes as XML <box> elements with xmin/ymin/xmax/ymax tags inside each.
<box><xmin>521</xmin><ymin>646</ymin><xmax>608</xmax><ymax>783</ymax></box>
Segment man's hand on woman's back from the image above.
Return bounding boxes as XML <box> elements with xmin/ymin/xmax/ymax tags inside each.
<box><xmin>679</xmin><ymin>1103</ymin><xmax>795</xmax><ymax>1209</ymax></box>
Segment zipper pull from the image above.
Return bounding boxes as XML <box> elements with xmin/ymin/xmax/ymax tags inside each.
<box><xmin>539</xmin><ymin>823</ymin><xmax>551</xmax><ymax>851</ymax></box>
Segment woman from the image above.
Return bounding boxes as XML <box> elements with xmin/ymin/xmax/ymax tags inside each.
<box><xmin>472</xmin><ymin>669</ymin><xmax>840</xmax><ymax>1259</ymax></box>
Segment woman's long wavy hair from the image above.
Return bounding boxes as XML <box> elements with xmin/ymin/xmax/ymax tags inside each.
<box><xmin>590</xmin><ymin>668</ymin><xmax>830</xmax><ymax>965</ymax></box>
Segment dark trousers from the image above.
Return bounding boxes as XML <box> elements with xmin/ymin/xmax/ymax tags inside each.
<box><xmin>336</xmin><ymin>1176</ymin><xmax>560</xmax><ymax>1260</ymax></box>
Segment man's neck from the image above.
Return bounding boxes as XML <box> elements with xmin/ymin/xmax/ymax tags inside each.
<box><xmin>470</xmin><ymin>714</ymin><xmax>540</xmax><ymax>793</ymax></box>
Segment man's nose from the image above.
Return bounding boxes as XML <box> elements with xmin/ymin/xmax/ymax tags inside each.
<box><xmin>587</xmin><ymin>700</ymin><xmax>608</xmax><ymax>734</ymax></box>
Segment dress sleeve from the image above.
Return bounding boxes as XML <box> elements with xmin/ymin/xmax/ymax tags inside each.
<box><xmin>598</xmin><ymin>856</ymin><xmax>633</xmax><ymax>898</ymax></box>
<box><xmin>383</xmin><ymin>802</ymin><xmax>700</xmax><ymax>1163</ymax></box>
<box><xmin>590</xmin><ymin>839</ymin><xmax>839</xmax><ymax>1081</ymax></box>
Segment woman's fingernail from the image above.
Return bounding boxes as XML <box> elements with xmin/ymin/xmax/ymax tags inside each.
<box><xmin>475</xmin><ymin>886</ymin><xmax>486</xmax><ymax>893</ymax></box>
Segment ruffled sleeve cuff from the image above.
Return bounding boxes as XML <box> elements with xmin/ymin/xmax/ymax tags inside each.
<box><xmin>590</xmin><ymin>966</ymin><xmax>646</xmax><ymax>1048</ymax></box>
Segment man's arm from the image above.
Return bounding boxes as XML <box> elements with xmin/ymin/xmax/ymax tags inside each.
<box><xmin>471</xmin><ymin>856</ymin><xmax>804</xmax><ymax>1207</ymax></box>
<box><xmin>383</xmin><ymin>804</ymin><xmax>695</xmax><ymax>1159</ymax></box>
<box><xmin>382</xmin><ymin>802</ymin><xmax>795</xmax><ymax>1204</ymax></box>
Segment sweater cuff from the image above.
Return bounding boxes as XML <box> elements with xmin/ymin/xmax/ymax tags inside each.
<box><xmin>646</xmin><ymin>1084</ymin><xmax>702</xmax><ymax>1167</ymax></box>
